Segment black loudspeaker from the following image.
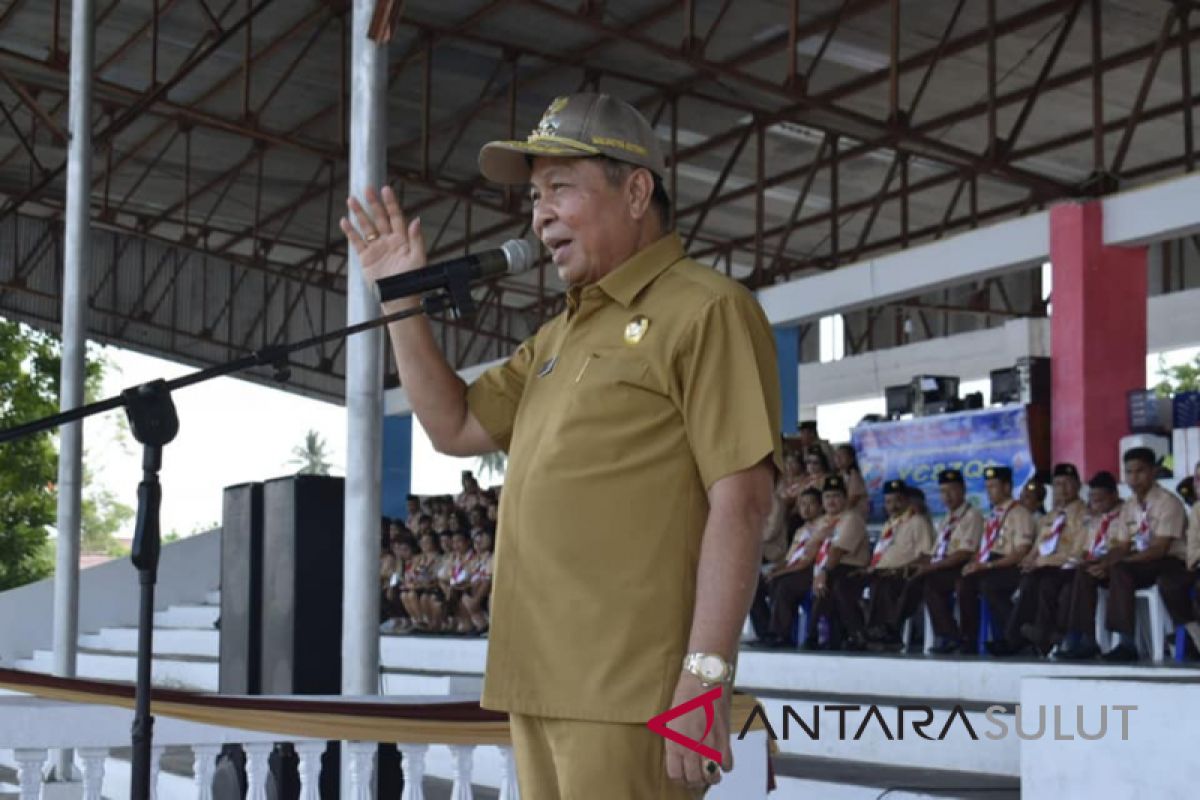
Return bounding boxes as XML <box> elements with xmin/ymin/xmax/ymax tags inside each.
<box><xmin>220</xmin><ymin>482</ymin><xmax>264</xmax><ymax>695</ymax></box>
<box><xmin>261</xmin><ymin>474</ymin><xmax>346</xmax><ymax>695</ymax></box>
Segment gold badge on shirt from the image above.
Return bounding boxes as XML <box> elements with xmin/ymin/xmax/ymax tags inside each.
<box><xmin>624</xmin><ymin>315</ymin><xmax>649</xmax><ymax>345</ymax></box>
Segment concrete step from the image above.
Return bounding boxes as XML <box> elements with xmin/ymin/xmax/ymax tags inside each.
<box><xmin>379</xmin><ymin>633</ymin><xmax>488</xmax><ymax>674</ymax></box>
<box><xmin>205</xmin><ymin>590</ymin><xmax>221</xmax><ymax>606</ymax></box>
<box><xmin>14</xmin><ymin>648</ymin><xmax>217</xmax><ymax>692</ymax></box>
<box><xmin>152</xmin><ymin>604</ymin><xmax>220</xmax><ymax>630</ymax></box>
<box><xmin>380</xmin><ymin>670</ymin><xmax>484</xmax><ymax>696</ymax></box>
<box><xmin>79</xmin><ymin>626</ymin><xmax>219</xmax><ymax>659</ymax></box>
<box><xmin>773</xmin><ymin>753</ymin><xmax>1018</xmax><ymax>799</ymax></box>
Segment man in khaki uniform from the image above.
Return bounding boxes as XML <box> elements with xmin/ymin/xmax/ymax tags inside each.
<box><xmin>1098</xmin><ymin>447</ymin><xmax>1192</xmax><ymax>661</ymax></box>
<box><xmin>812</xmin><ymin>475</ymin><xmax>871</xmax><ymax>650</ymax></box>
<box><xmin>933</xmin><ymin>466</ymin><xmax>1035</xmax><ymax>654</ymax></box>
<box><xmin>342</xmin><ymin>93</ymin><xmax>781</xmax><ymax>797</ymax></box>
<box><xmin>1159</xmin><ymin>460</ymin><xmax>1200</xmax><ymax>656</ymax></box>
<box><xmin>864</xmin><ymin>480</ymin><xmax>936</xmax><ymax>651</ymax></box>
<box><xmin>923</xmin><ymin>469</ymin><xmax>986</xmax><ymax>654</ymax></box>
<box><xmin>1057</xmin><ymin>471</ymin><xmax>1127</xmax><ymax>660</ymax></box>
<box><xmin>990</xmin><ymin>463</ymin><xmax>1087</xmax><ymax>656</ymax></box>
<box><xmin>753</xmin><ymin>488</ymin><xmax>826</xmax><ymax>647</ymax></box>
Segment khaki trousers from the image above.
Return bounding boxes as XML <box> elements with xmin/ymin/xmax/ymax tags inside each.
<box><xmin>509</xmin><ymin>713</ymin><xmax>706</xmax><ymax>800</ymax></box>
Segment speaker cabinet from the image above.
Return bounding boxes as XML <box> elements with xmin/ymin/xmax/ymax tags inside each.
<box><xmin>219</xmin><ymin>482</ymin><xmax>264</xmax><ymax>695</ymax></box>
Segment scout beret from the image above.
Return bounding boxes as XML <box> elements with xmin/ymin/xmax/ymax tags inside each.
<box><xmin>1087</xmin><ymin>471</ymin><xmax>1118</xmax><ymax>492</ymax></box>
<box><xmin>1176</xmin><ymin>476</ymin><xmax>1195</xmax><ymax>505</ymax></box>
<box><xmin>822</xmin><ymin>475</ymin><xmax>847</xmax><ymax>494</ymax></box>
<box><xmin>1053</xmin><ymin>463</ymin><xmax>1080</xmax><ymax>480</ymax></box>
<box><xmin>984</xmin><ymin>465</ymin><xmax>1013</xmax><ymax>482</ymax></box>
<box><xmin>938</xmin><ymin>469</ymin><xmax>964</xmax><ymax>485</ymax></box>
<box><xmin>883</xmin><ymin>479</ymin><xmax>908</xmax><ymax>495</ymax></box>
<box><xmin>1123</xmin><ymin>447</ymin><xmax>1157</xmax><ymax>466</ymax></box>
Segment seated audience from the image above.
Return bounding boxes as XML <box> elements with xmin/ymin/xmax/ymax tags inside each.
<box><xmin>863</xmin><ymin>480</ymin><xmax>935</xmax><ymax>651</ymax></box>
<box><xmin>812</xmin><ymin>475</ymin><xmax>871</xmax><ymax>650</ymax></box>
<box><xmin>991</xmin><ymin>463</ymin><xmax>1087</xmax><ymax>656</ymax></box>
<box><xmin>752</xmin><ymin>488</ymin><xmax>826</xmax><ymax>648</ymax></box>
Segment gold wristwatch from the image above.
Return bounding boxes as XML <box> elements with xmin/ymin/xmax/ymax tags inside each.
<box><xmin>682</xmin><ymin>652</ymin><xmax>735</xmax><ymax>687</ymax></box>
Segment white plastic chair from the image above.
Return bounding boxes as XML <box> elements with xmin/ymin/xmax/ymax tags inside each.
<box><xmin>1095</xmin><ymin>585</ymin><xmax>1174</xmax><ymax>661</ymax></box>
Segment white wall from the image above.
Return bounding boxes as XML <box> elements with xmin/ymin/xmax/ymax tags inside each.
<box><xmin>0</xmin><ymin>529</ymin><xmax>220</xmax><ymax>666</ymax></box>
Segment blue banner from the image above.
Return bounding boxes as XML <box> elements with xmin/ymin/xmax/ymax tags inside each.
<box><xmin>851</xmin><ymin>406</ymin><xmax>1037</xmax><ymax>521</ymax></box>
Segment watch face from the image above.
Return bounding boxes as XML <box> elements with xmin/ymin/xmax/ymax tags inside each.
<box><xmin>699</xmin><ymin>655</ymin><xmax>725</xmax><ymax>681</ymax></box>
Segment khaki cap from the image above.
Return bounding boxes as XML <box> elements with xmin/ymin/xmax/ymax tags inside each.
<box><xmin>478</xmin><ymin>93</ymin><xmax>666</xmax><ymax>184</ymax></box>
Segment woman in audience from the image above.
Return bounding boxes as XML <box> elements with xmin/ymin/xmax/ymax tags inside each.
<box><xmin>800</xmin><ymin>447</ymin><xmax>832</xmax><ymax>492</ymax></box>
<box><xmin>379</xmin><ymin>551</ymin><xmax>400</xmax><ymax>627</ymax></box>
<box><xmin>412</xmin><ymin>531</ymin><xmax>446</xmax><ymax>633</ymax></box>
<box><xmin>462</xmin><ymin>529</ymin><xmax>494</xmax><ymax>635</ymax></box>
<box><xmin>835</xmin><ymin>444</ymin><xmax>870</xmax><ymax>518</ymax></box>
<box><xmin>441</xmin><ymin>530</ymin><xmax>477</xmax><ymax>634</ymax></box>
<box><xmin>387</xmin><ymin>536</ymin><xmax>418</xmax><ymax>634</ymax></box>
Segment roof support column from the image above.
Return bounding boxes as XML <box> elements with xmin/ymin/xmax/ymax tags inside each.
<box><xmin>50</xmin><ymin>0</ymin><xmax>94</xmax><ymax>780</ymax></box>
<box><xmin>1049</xmin><ymin>201</ymin><xmax>1147</xmax><ymax>477</ymax></box>
<box><xmin>341</xmin><ymin>0</ymin><xmax>385</xmax><ymax>792</ymax></box>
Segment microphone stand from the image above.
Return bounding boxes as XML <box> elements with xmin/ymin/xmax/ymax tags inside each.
<box><xmin>0</xmin><ymin>287</ymin><xmax>464</xmax><ymax>800</ymax></box>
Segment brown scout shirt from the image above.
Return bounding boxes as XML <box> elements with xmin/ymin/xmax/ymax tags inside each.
<box><xmin>984</xmin><ymin>499</ymin><xmax>1037</xmax><ymax>558</ymax></box>
<box><xmin>465</xmin><ymin>232</ymin><xmax>783</xmax><ymax>723</ymax></box>
<box><xmin>873</xmin><ymin>510</ymin><xmax>936</xmax><ymax>570</ymax></box>
<box><xmin>935</xmin><ymin>502</ymin><xmax>986</xmax><ymax>558</ymax></box>
<box><xmin>1116</xmin><ymin>485</ymin><xmax>1188</xmax><ymax>561</ymax></box>
<box><xmin>823</xmin><ymin>510</ymin><xmax>871</xmax><ymax>568</ymax></box>
<box><xmin>1032</xmin><ymin>498</ymin><xmax>1088</xmax><ymax>567</ymax></box>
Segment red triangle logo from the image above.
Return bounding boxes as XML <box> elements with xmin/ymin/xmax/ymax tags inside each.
<box><xmin>646</xmin><ymin>685</ymin><xmax>723</xmax><ymax>762</ymax></box>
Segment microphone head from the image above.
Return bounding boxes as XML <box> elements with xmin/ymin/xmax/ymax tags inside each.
<box><xmin>499</xmin><ymin>238</ymin><xmax>537</xmax><ymax>275</ymax></box>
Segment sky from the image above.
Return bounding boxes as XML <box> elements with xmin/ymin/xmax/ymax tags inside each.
<box><xmin>33</xmin><ymin>339</ymin><xmax>1200</xmax><ymax>541</ymax></box>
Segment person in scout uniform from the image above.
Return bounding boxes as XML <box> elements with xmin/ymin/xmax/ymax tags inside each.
<box><xmin>863</xmin><ymin>480</ymin><xmax>936</xmax><ymax>652</ymax></box>
<box><xmin>1057</xmin><ymin>471</ymin><xmax>1127</xmax><ymax>660</ymax></box>
<box><xmin>811</xmin><ymin>474</ymin><xmax>871</xmax><ymax>650</ymax></box>
<box><xmin>1158</xmin><ymin>461</ymin><xmax>1200</xmax><ymax>658</ymax></box>
<box><xmin>1020</xmin><ymin>477</ymin><xmax>1048</xmax><ymax>528</ymax></box>
<box><xmin>1091</xmin><ymin>447</ymin><xmax>1193</xmax><ymax>661</ymax></box>
<box><xmin>940</xmin><ymin>466</ymin><xmax>1035</xmax><ymax>655</ymax></box>
<box><xmin>753</xmin><ymin>488</ymin><xmax>827</xmax><ymax>648</ymax></box>
<box><xmin>921</xmin><ymin>468</ymin><xmax>987</xmax><ymax>654</ymax></box>
<box><xmin>989</xmin><ymin>463</ymin><xmax>1088</xmax><ymax>656</ymax></box>
<box><xmin>343</xmin><ymin>92</ymin><xmax>781</xmax><ymax>797</ymax></box>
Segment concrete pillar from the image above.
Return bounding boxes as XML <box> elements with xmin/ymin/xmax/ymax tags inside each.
<box><xmin>1049</xmin><ymin>201</ymin><xmax>1147</xmax><ymax>477</ymax></box>
<box><xmin>381</xmin><ymin>415</ymin><xmax>412</xmax><ymax>521</ymax></box>
<box><xmin>774</xmin><ymin>326</ymin><xmax>799</xmax><ymax>434</ymax></box>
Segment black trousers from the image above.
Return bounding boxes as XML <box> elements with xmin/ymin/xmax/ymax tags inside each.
<box><xmin>957</xmin><ymin>565</ymin><xmax>1021</xmax><ymax>645</ymax></box>
<box><xmin>923</xmin><ymin>566</ymin><xmax>964</xmax><ymax>640</ymax></box>
<box><xmin>1107</xmin><ymin>558</ymin><xmax>1194</xmax><ymax>634</ymax></box>
<box><xmin>1004</xmin><ymin>567</ymin><xmax>1074</xmax><ymax>647</ymax></box>
<box><xmin>1066</xmin><ymin>566</ymin><xmax>1108</xmax><ymax>635</ymax></box>
<box><xmin>765</xmin><ymin>568</ymin><xmax>814</xmax><ymax>643</ymax></box>
<box><xmin>1156</xmin><ymin>567</ymin><xmax>1200</xmax><ymax>624</ymax></box>
<box><xmin>826</xmin><ymin>564</ymin><xmax>868</xmax><ymax>637</ymax></box>
<box><xmin>866</xmin><ymin>569</ymin><xmax>923</xmax><ymax>631</ymax></box>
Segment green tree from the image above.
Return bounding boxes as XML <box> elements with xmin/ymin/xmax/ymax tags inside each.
<box><xmin>0</xmin><ymin>319</ymin><xmax>112</xmax><ymax>589</ymax></box>
<box><xmin>1154</xmin><ymin>353</ymin><xmax>1200</xmax><ymax>397</ymax></box>
<box><xmin>80</xmin><ymin>464</ymin><xmax>135</xmax><ymax>555</ymax></box>
<box><xmin>289</xmin><ymin>429</ymin><xmax>332</xmax><ymax>475</ymax></box>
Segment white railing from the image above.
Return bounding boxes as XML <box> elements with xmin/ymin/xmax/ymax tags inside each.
<box><xmin>0</xmin><ymin>694</ymin><xmax>518</xmax><ymax>799</ymax></box>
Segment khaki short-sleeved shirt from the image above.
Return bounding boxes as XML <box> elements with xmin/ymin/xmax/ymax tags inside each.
<box><xmin>873</xmin><ymin>511</ymin><xmax>936</xmax><ymax>570</ymax></box>
<box><xmin>1033</xmin><ymin>498</ymin><xmax>1088</xmax><ymax>567</ymax></box>
<box><xmin>465</xmin><ymin>233</ymin><xmax>783</xmax><ymax>723</ymax></box>
<box><xmin>1116</xmin><ymin>485</ymin><xmax>1187</xmax><ymax>560</ymax></box>
<box><xmin>826</xmin><ymin>510</ymin><xmax>870</xmax><ymax>568</ymax></box>
<box><xmin>986</xmin><ymin>500</ymin><xmax>1037</xmax><ymax>557</ymax></box>
<box><xmin>935</xmin><ymin>503</ymin><xmax>985</xmax><ymax>556</ymax></box>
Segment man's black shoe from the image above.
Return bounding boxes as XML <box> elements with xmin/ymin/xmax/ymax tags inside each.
<box><xmin>1100</xmin><ymin>643</ymin><xmax>1140</xmax><ymax>663</ymax></box>
<box><xmin>1055</xmin><ymin>641</ymin><xmax>1100</xmax><ymax>661</ymax></box>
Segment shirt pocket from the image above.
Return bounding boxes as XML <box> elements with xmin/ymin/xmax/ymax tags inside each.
<box><xmin>574</xmin><ymin>348</ymin><xmax>663</xmax><ymax>396</ymax></box>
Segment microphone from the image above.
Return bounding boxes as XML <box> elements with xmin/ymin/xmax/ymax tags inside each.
<box><xmin>376</xmin><ymin>239</ymin><xmax>537</xmax><ymax>303</ymax></box>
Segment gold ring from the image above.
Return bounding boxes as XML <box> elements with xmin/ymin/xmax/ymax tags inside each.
<box><xmin>364</xmin><ymin>231</ymin><xmax>380</xmax><ymax>242</ymax></box>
